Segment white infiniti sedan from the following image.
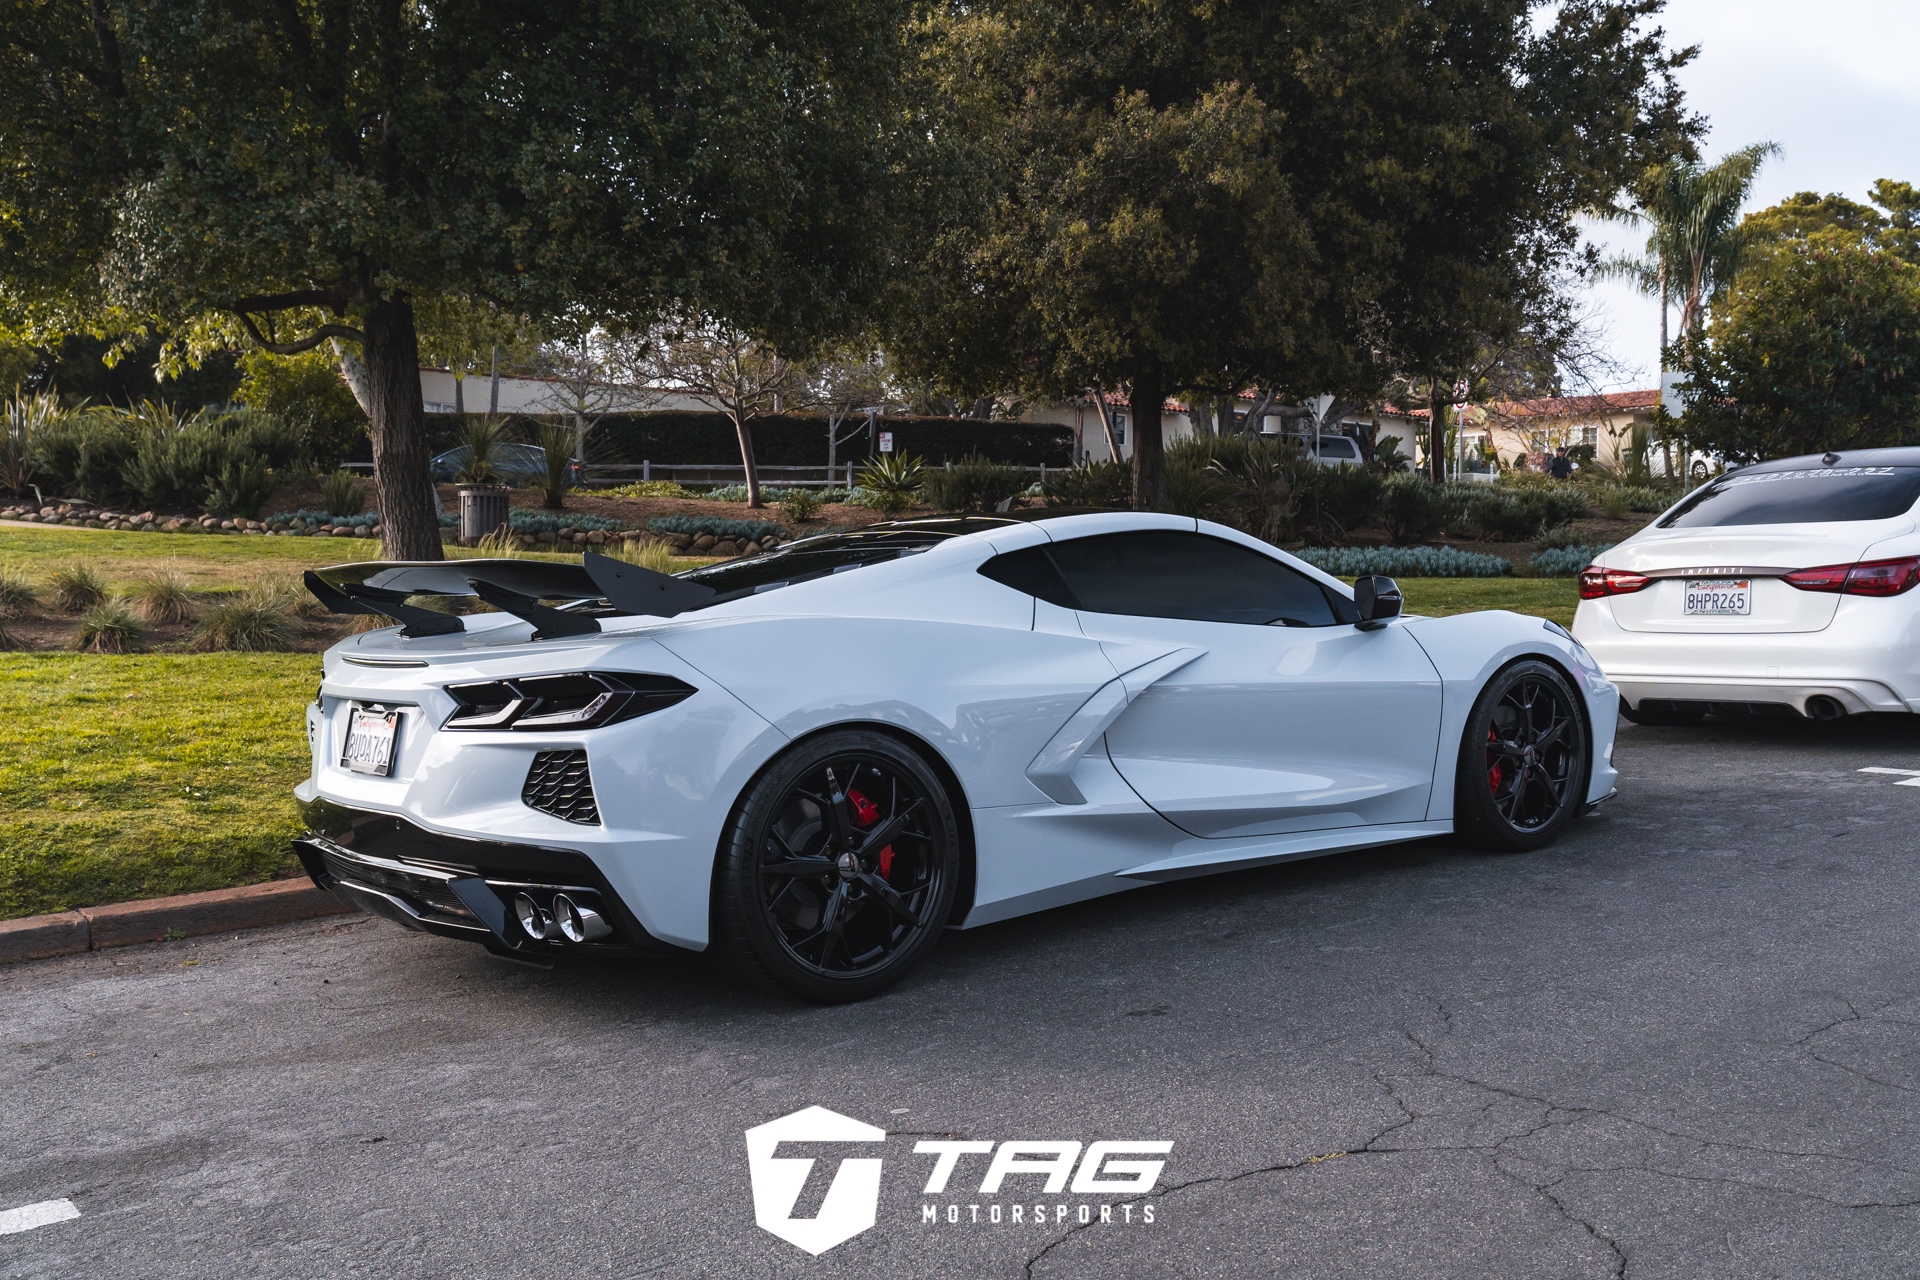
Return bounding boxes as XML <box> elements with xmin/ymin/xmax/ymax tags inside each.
<box><xmin>295</xmin><ymin>511</ymin><xmax>1619</xmax><ymax>1001</ymax></box>
<box><xmin>1574</xmin><ymin>448</ymin><xmax>1920</xmax><ymax>725</ymax></box>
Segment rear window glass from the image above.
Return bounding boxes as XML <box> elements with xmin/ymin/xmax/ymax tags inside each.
<box><xmin>1658</xmin><ymin>467</ymin><xmax>1920</xmax><ymax>528</ymax></box>
<box><xmin>677</xmin><ymin>530</ymin><xmax>949</xmax><ymax>601</ymax></box>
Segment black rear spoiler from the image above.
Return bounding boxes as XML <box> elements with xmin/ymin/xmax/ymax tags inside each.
<box><xmin>306</xmin><ymin>551</ymin><xmax>716</xmax><ymax>639</ymax></box>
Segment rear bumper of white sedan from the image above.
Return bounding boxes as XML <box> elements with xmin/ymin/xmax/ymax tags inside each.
<box><xmin>1573</xmin><ymin>596</ymin><xmax>1920</xmax><ymax>716</ymax></box>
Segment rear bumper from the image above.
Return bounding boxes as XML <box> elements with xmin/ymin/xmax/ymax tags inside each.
<box><xmin>1611</xmin><ymin>675</ymin><xmax>1910</xmax><ymax>716</ymax></box>
<box><xmin>1573</xmin><ymin>596</ymin><xmax>1920</xmax><ymax>714</ymax></box>
<box><xmin>293</xmin><ymin>798</ymin><xmax>685</xmax><ymax>959</ymax></box>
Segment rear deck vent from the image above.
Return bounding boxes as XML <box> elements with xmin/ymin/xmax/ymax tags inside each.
<box><xmin>523</xmin><ymin>750</ymin><xmax>600</xmax><ymax>825</ymax></box>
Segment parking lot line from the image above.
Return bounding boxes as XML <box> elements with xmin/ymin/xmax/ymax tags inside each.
<box><xmin>0</xmin><ymin>1199</ymin><xmax>79</xmax><ymax>1236</ymax></box>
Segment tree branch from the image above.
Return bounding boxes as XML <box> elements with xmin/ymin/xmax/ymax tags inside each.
<box><xmin>234</xmin><ymin>311</ymin><xmax>364</xmax><ymax>355</ymax></box>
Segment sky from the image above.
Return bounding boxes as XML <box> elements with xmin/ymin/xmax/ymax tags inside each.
<box><xmin>1578</xmin><ymin>0</ymin><xmax>1920</xmax><ymax>391</ymax></box>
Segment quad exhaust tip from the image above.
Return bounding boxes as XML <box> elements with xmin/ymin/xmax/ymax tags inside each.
<box><xmin>1804</xmin><ymin>695</ymin><xmax>1848</xmax><ymax>721</ymax></box>
<box><xmin>553</xmin><ymin>893</ymin><xmax>612</xmax><ymax>943</ymax></box>
<box><xmin>513</xmin><ymin>893</ymin><xmax>553</xmax><ymax>941</ymax></box>
<box><xmin>512</xmin><ymin>891</ymin><xmax>612</xmax><ymax>943</ymax></box>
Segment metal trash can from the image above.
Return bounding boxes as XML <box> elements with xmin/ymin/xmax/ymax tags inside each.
<box><xmin>457</xmin><ymin>485</ymin><xmax>511</xmax><ymax>544</ymax></box>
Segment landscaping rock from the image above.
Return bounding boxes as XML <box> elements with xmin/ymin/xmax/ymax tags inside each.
<box><xmin>713</xmin><ymin>539</ymin><xmax>740</xmax><ymax>556</ymax></box>
<box><xmin>587</xmin><ymin>530</ymin><xmax>606</xmax><ymax>545</ymax></box>
<box><xmin>693</xmin><ymin>533</ymin><xmax>717</xmax><ymax>550</ymax></box>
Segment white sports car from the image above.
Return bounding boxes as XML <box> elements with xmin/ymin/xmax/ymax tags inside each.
<box><xmin>1574</xmin><ymin>448</ymin><xmax>1920</xmax><ymax>725</ymax></box>
<box><xmin>295</xmin><ymin>511</ymin><xmax>1619</xmax><ymax>1000</ymax></box>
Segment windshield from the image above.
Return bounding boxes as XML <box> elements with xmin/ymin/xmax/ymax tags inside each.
<box><xmin>1658</xmin><ymin>466</ymin><xmax>1920</xmax><ymax>528</ymax></box>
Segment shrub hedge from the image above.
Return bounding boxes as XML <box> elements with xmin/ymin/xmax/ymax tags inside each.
<box><xmin>1293</xmin><ymin>546</ymin><xmax>1514</xmax><ymax>578</ymax></box>
<box><xmin>413</xmin><ymin>411</ymin><xmax>1076</xmax><ymax>469</ymax></box>
<box><xmin>646</xmin><ymin>515</ymin><xmax>784</xmax><ymax>541</ymax></box>
<box><xmin>1530</xmin><ymin>545</ymin><xmax>1614</xmax><ymax>576</ymax></box>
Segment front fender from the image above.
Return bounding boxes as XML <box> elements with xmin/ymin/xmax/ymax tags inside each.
<box><xmin>1401</xmin><ymin>610</ymin><xmax>1620</xmax><ymax>818</ymax></box>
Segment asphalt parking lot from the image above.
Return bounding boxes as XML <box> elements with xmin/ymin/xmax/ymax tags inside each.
<box><xmin>4</xmin><ymin>715</ymin><xmax>1919</xmax><ymax>1279</ymax></box>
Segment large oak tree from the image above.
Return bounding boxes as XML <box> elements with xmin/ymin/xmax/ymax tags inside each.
<box><xmin>895</xmin><ymin>0</ymin><xmax>1697</xmax><ymax>503</ymax></box>
<box><xmin>0</xmin><ymin>0</ymin><xmax>910</xmax><ymax>556</ymax></box>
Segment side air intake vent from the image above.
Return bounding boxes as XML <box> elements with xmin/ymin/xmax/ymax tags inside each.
<box><xmin>523</xmin><ymin>750</ymin><xmax>600</xmax><ymax>825</ymax></box>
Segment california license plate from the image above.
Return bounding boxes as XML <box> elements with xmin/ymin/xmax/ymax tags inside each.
<box><xmin>341</xmin><ymin>707</ymin><xmax>400</xmax><ymax>776</ymax></box>
<box><xmin>1683</xmin><ymin>578</ymin><xmax>1752</xmax><ymax>616</ymax></box>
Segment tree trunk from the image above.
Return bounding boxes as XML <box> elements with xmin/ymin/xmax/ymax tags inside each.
<box><xmin>1188</xmin><ymin>399</ymin><xmax>1213</xmax><ymax>437</ymax></box>
<box><xmin>362</xmin><ymin>295</ymin><xmax>441</xmax><ymax>561</ymax></box>
<box><xmin>453</xmin><ymin>371</ymin><xmax>464</xmax><ymax>415</ymax></box>
<box><xmin>332</xmin><ymin>338</ymin><xmax>373</xmax><ymax>415</ymax></box>
<box><xmin>1657</xmin><ymin>264</ymin><xmax>1669</xmax><ymax>370</ymax></box>
<box><xmin>489</xmin><ymin>344</ymin><xmax>501</xmax><ymax>414</ymax></box>
<box><xmin>1089</xmin><ymin>389</ymin><xmax>1121</xmax><ymax>461</ymax></box>
<box><xmin>1130</xmin><ymin>371</ymin><xmax>1165</xmax><ymax>510</ymax></box>
<box><xmin>1427</xmin><ymin>383</ymin><xmax>1447</xmax><ymax>484</ymax></box>
<box><xmin>734</xmin><ymin>411</ymin><xmax>763</xmax><ymax>507</ymax></box>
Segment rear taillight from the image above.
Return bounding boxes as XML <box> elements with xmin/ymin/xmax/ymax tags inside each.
<box><xmin>1784</xmin><ymin>557</ymin><xmax>1920</xmax><ymax>597</ymax></box>
<box><xmin>1578</xmin><ymin>568</ymin><xmax>1652</xmax><ymax>600</ymax></box>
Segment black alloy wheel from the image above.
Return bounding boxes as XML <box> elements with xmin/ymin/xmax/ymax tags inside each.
<box><xmin>1454</xmin><ymin>659</ymin><xmax>1591</xmax><ymax>853</ymax></box>
<box><xmin>715</xmin><ymin>729</ymin><xmax>960</xmax><ymax>1002</ymax></box>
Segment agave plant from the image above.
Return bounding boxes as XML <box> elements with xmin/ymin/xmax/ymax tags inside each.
<box><xmin>857</xmin><ymin>452</ymin><xmax>925</xmax><ymax>496</ymax></box>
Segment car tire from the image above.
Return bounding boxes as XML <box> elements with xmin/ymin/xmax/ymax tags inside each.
<box><xmin>1453</xmin><ymin>659</ymin><xmax>1592</xmax><ymax>854</ymax></box>
<box><xmin>1617</xmin><ymin>697</ymin><xmax>1706</xmax><ymax>726</ymax></box>
<box><xmin>714</xmin><ymin>729</ymin><xmax>961</xmax><ymax>1003</ymax></box>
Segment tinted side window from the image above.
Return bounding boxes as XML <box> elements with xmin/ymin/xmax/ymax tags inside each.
<box><xmin>1046</xmin><ymin>531</ymin><xmax>1344</xmax><ymax>626</ymax></box>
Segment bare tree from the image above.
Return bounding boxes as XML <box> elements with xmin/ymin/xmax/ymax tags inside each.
<box><xmin>805</xmin><ymin>346</ymin><xmax>891</xmax><ymax>475</ymax></box>
<box><xmin>648</xmin><ymin>319</ymin><xmax>806</xmax><ymax>507</ymax></box>
<box><xmin>533</xmin><ymin>327</ymin><xmax>660</xmax><ymax>461</ymax></box>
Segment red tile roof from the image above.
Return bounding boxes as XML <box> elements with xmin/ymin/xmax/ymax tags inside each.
<box><xmin>1488</xmin><ymin>390</ymin><xmax>1659</xmax><ymax>419</ymax></box>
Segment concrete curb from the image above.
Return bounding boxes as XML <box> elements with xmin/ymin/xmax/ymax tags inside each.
<box><xmin>0</xmin><ymin>878</ymin><xmax>353</xmax><ymax>965</ymax></box>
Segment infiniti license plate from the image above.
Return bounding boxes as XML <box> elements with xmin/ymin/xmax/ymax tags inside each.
<box><xmin>341</xmin><ymin>706</ymin><xmax>400</xmax><ymax>776</ymax></box>
<box><xmin>1683</xmin><ymin>578</ymin><xmax>1752</xmax><ymax>616</ymax></box>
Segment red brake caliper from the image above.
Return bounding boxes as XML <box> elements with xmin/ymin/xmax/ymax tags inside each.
<box><xmin>845</xmin><ymin>787</ymin><xmax>894</xmax><ymax>877</ymax></box>
<box><xmin>1486</xmin><ymin>726</ymin><xmax>1503</xmax><ymax>794</ymax></box>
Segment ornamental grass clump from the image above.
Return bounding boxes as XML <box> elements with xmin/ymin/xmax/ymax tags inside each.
<box><xmin>193</xmin><ymin>591</ymin><xmax>296</xmax><ymax>652</ymax></box>
<box><xmin>131</xmin><ymin>569</ymin><xmax>197</xmax><ymax>624</ymax></box>
<box><xmin>49</xmin><ymin>564</ymin><xmax>106</xmax><ymax>612</ymax></box>
<box><xmin>610</xmin><ymin>537</ymin><xmax>678</xmax><ymax>574</ymax></box>
<box><xmin>74</xmin><ymin>599</ymin><xmax>144</xmax><ymax>652</ymax></box>
<box><xmin>320</xmin><ymin>470</ymin><xmax>367</xmax><ymax>517</ymax></box>
<box><xmin>0</xmin><ymin>563</ymin><xmax>37</xmax><ymax>616</ymax></box>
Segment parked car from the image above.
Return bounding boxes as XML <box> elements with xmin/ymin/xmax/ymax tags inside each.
<box><xmin>1264</xmin><ymin>430</ymin><xmax>1366</xmax><ymax>467</ymax></box>
<box><xmin>429</xmin><ymin>442</ymin><xmax>581</xmax><ymax>485</ymax></box>
<box><xmin>295</xmin><ymin>510</ymin><xmax>1619</xmax><ymax>1000</ymax></box>
<box><xmin>1574</xmin><ymin>447</ymin><xmax>1920</xmax><ymax>724</ymax></box>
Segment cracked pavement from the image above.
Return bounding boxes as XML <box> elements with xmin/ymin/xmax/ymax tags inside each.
<box><xmin>4</xmin><ymin>714</ymin><xmax>1919</xmax><ymax>1278</ymax></box>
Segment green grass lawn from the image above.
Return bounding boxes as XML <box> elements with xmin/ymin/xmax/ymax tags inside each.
<box><xmin>0</xmin><ymin>653</ymin><xmax>317</xmax><ymax>919</ymax></box>
<box><xmin>1391</xmin><ymin>576</ymin><xmax>1579</xmax><ymax>627</ymax></box>
<box><xmin>0</xmin><ymin>524</ymin><xmax>593</xmax><ymax>592</ymax></box>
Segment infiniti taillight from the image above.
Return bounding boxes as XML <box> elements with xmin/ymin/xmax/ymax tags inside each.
<box><xmin>1784</xmin><ymin>557</ymin><xmax>1920</xmax><ymax>596</ymax></box>
<box><xmin>1577</xmin><ymin>568</ymin><xmax>1651</xmax><ymax>600</ymax></box>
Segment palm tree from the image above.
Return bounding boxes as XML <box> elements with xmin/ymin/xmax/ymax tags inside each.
<box><xmin>1602</xmin><ymin>143</ymin><xmax>1780</xmax><ymax>363</ymax></box>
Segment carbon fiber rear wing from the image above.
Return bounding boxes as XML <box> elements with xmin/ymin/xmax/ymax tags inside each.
<box><xmin>305</xmin><ymin>551</ymin><xmax>717</xmax><ymax>639</ymax></box>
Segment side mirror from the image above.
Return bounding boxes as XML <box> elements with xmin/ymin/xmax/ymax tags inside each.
<box><xmin>1353</xmin><ymin>575</ymin><xmax>1403</xmax><ymax>631</ymax></box>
